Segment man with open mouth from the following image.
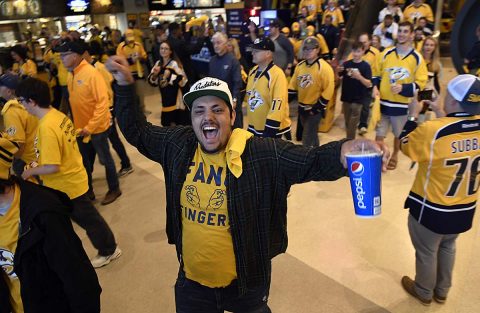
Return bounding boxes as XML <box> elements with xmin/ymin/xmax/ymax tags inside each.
<box><xmin>106</xmin><ymin>55</ymin><xmax>390</xmax><ymax>313</ymax></box>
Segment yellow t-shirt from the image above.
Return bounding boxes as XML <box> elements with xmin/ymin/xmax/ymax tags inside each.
<box><xmin>36</xmin><ymin>109</ymin><xmax>88</xmax><ymax>199</ymax></box>
<box><xmin>44</xmin><ymin>50</ymin><xmax>68</xmax><ymax>86</ymax></box>
<box><xmin>0</xmin><ymin>184</ymin><xmax>24</xmax><ymax>313</ymax></box>
<box><xmin>181</xmin><ymin>145</ymin><xmax>236</xmax><ymax>288</ymax></box>
<box><xmin>1</xmin><ymin>99</ymin><xmax>38</xmax><ymax>164</ymax></box>
<box><xmin>12</xmin><ymin>59</ymin><xmax>37</xmax><ymax>77</ymax></box>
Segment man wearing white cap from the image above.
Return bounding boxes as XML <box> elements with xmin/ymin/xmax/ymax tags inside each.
<box><xmin>399</xmin><ymin>74</ymin><xmax>480</xmax><ymax>306</ymax></box>
<box><xmin>106</xmin><ymin>55</ymin><xmax>390</xmax><ymax>312</ymax></box>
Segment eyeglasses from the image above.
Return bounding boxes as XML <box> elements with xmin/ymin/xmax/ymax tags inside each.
<box><xmin>159</xmin><ymin>47</ymin><xmax>171</xmax><ymax>51</ymax></box>
<box><xmin>17</xmin><ymin>97</ymin><xmax>28</xmax><ymax>104</ymax></box>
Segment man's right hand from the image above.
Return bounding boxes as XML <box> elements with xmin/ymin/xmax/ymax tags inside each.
<box><xmin>105</xmin><ymin>56</ymin><xmax>134</xmax><ymax>85</ymax></box>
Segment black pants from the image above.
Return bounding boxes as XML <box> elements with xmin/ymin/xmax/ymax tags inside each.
<box><xmin>70</xmin><ymin>193</ymin><xmax>117</xmax><ymax>256</ymax></box>
<box><xmin>175</xmin><ymin>270</ymin><xmax>271</xmax><ymax>313</ymax></box>
<box><xmin>109</xmin><ymin>118</ymin><xmax>131</xmax><ymax>169</ymax></box>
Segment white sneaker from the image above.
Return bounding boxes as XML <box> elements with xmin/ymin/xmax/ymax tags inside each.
<box><xmin>91</xmin><ymin>247</ymin><xmax>122</xmax><ymax>268</ymax></box>
<box><xmin>358</xmin><ymin>127</ymin><xmax>368</xmax><ymax>135</ymax></box>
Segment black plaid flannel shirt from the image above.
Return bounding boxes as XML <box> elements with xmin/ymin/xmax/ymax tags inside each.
<box><xmin>114</xmin><ymin>83</ymin><xmax>348</xmax><ymax>295</ymax></box>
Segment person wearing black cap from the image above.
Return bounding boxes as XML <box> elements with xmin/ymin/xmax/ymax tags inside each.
<box><xmin>0</xmin><ymin>73</ymin><xmax>38</xmax><ymax>177</ymax></box>
<box><xmin>105</xmin><ymin>55</ymin><xmax>390</xmax><ymax>312</ymax></box>
<box><xmin>55</xmin><ymin>39</ymin><xmax>122</xmax><ymax>205</ymax></box>
<box><xmin>288</xmin><ymin>36</ymin><xmax>335</xmax><ymax>146</ymax></box>
<box><xmin>0</xmin><ymin>132</ymin><xmax>102</xmax><ymax>313</ymax></box>
<box><xmin>244</xmin><ymin>37</ymin><xmax>291</xmax><ymax>138</ymax></box>
<box><xmin>268</xmin><ymin>19</ymin><xmax>294</xmax><ymax>77</ymax></box>
<box><xmin>399</xmin><ymin>74</ymin><xmax>480</xmax><ymax>306</ymax></box>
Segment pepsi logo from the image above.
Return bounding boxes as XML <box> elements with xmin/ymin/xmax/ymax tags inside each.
<box><xmin>351</xmin><ymin>161</ymin><xmax>364</xmax><ymax>176</ymax></box>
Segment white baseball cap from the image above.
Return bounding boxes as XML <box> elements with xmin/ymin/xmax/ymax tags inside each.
<box><xmin>447</xmin><ymin>74</ymin><xmax>480</xmax><ymax>115</ymax></box>
<box><xmin>183</xmin><ymin>77</ymin><xmax>233</xmax><ymax>110</ymax></box>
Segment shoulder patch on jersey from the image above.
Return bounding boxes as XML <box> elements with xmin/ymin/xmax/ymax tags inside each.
<box><xmin>6</xmin><ymin>126</ymin><xmax>16</xmax><ymax>136</ymax></box>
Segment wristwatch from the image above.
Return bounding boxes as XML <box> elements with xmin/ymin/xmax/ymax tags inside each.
<box><xmin>407</xmin><ymin>116</ymin><xmax>418</xmax><ymax>122</ymax></box>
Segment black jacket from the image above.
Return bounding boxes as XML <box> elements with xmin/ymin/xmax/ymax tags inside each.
<box><xmin>319</xmin><ymin>24</ymin><xmax>340</xmax><ymax>53</ymax></box>
<box><xmin>9</xmin><ymin>179</ymin><xmax>101</xmax><ymax>313</ymax></box>
<box><xmin>114</xmin><ymin>83</ymin><xmax>348</xmax><ymax>295</ymax></box>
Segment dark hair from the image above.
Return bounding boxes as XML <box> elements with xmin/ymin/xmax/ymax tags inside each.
<box><xmin>415</xmin><ymin>26</ymin><xmax>424</xmax><ymax>32</ymax></box>
<box><xmin>16</xmin><ymin>77</ymin><xmax>51</xmax><ymax>108</ymax></box>
<box><xmin>88</xmin><ymin>40</ymin><xmax>104</xmax><ymax>58</ymax></box>
<box><xmin>158</xmin><ymin>41</ymin><xmax>183</xmax><ymax>68</ymax></box>
<box><xmin>398</xmin><ymin>21</ymin><xmax>414</xmax><ymax>32</ymax></box>
<box><xmin>0</xmin><ymin>177</ymin><xmax>15</xmax><ymax>194</ymax></box>
<box><xmin>351</xmin><ymin>41</ymin><xmax>364</xmax><ymax>51</ymax></box>
<box><xmin>418</xmin><ymin>17</ymin><xmax>427</xmax><ymax>22</ymax></box>
<box><xmin>384</xmin><ymin>14</ymin><xmax>393</xmax><ymax>20</ymax></box>
<box><xmin>168</xmin><ymin>22</ymin><xmax>181</xmax><ymax>34</ymax></box>
<box><xmin>10</xmin><ymin>45</ymin><xmax>28</xmax><ymax>61</ymax></box>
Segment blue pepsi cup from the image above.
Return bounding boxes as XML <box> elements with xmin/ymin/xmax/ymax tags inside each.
<box><xmin>346</xmin><ymin>151</ymin><xmax>382</xmax><ymax>218</ymax></box>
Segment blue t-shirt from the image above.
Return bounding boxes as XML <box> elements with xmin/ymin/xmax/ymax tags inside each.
<box><xmin>340</xmin><ymin>59</ymin><xmax>372</xmax><ymax>105</ymax></box>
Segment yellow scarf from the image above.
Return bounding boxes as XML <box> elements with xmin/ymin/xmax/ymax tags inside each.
<box><xmin>225</xmin><ymin>128</ymin><xmax>253</xmax><ymax>178</ymax></box>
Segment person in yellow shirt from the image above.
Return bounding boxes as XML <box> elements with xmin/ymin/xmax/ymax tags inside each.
<box><xmin>244</xmin><ymin>37</ymin><xmax>291</xmax><ymax>138</ymax></box>
<box><xmin>10</xmin><ymin>45</ymin><xmax>37</xmax><ymax>78</ymax></box>
<box><xmin>0</xmin><ymin>74</ymin><xmax>38</xmax><ymax>176</ymax></box>
<box><xmin>56</xmin><ymin>39</ymin><xmax>122</xmax><ymax>205</ymax></box>
<box><xmin>43</xmin><ymin>39</ymin><xmax>71</xmax><ymax>115</ymax></box>
<box><xmin>403</xmin><ymin>0</ymin><xmax>434</xmax><ymax>27</ymax></box>
<box><xmin>288</xmin><ymin>37</ymin><xmax>335</xmax><ymax>146</ymax></box>
<box><xmin>18</xmin><ymin>77</ymin><xmax>122</xmax><ymax>269</ymax></box>
<box><xmin>298</xmin><ymin>0</ymin><xmax>323</xmax><ymax>24</ymax></box>
<box><xmin>116</xmin><ymin>29</ymin><xmax>148</xmax><ymax>114</ymax></box>
<box><xmin>0</xmin><ymin>133</ymin><xmax>103</xmax><ymax>312</ymax></box>
<box><xmin>322</xmin><ymin>0</ymin><xmax>345</xmax><ymax>28</ymax></box>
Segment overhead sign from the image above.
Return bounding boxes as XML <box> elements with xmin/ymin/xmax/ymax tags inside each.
<box><xmin>226</xmin><ymin>9</ymin><xmax>243</xmax><ymax>38</ymax></box>
<box><xmin>148</xmin><ymin>0</ymin><xmax>223</xmax><ymax>10</ymax></box>
<box><xmin>66</xmin><ymin>0</ymin><xmax>91</xmax><ymax>14</ymax></box>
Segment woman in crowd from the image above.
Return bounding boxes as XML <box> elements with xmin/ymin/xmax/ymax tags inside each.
<box><xmin>10</xmin><ymin>45</ymin><xmax>37</xmax><ymax>78</ymax></box>
<box><xmin>421</xmin><ymin>36</ymin><xmax>442</xmax><ymax>94</ymax></box>
<box><xmin>371</xmin><ymin>35</ymin><xmax>383</xmax><ymax>52</ymax></box>
<box><xmin>147</xmin><ymin>41</ymin><xmax>187</xmax><ymax>126</ymax></box>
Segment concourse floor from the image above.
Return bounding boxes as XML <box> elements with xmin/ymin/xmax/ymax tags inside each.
<box><xmin>80</xmin><ymin>60</ymin><xmax>480</xmax><ymax>312</ymax></box>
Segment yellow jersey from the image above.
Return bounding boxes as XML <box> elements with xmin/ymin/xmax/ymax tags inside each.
<box><xmin>403</xmin><ymin>3</ymin><xmax>434</xmax><ymax>24</ymax></box>
<box><xmin>245</xmin><ymin>62</ymin><xmax>291</xmax><ymax>137</ymax></box>
<box><xmin>1</xmin><ymin>99</ymin><xmax>38</xmax><ymax>164</ymax></box>
<box><xmin>288</xmin><ymin>58</ymin><xmax>335</xmax><ymax>110</ymax></box>
<box><xmin>373</xmin><ymin>46</ymin><xmax>428</xmax><ymax>116</ymax></box>
<box><xmin>181</xmin><ymin>145</ymin><xmax>236</xmax><ymax>287</ymax></box>
<box><xmin>0</xmin><ymin>184</ymin><xmax>23</xmax><ymax>313</ymax></box>
<box><xmin>36</xmin><ymin>109</ymin><xmax>89</xmax><ymax>199</ymax></box>
<box><xmin>298</xmin><ymin>0</ymin><xmax>323</xmax><ymax>21</ymax></box>
<box><xmin>67</xmin><ymin>60</ymin><xmax>111</xmax><ymax>134</ymax></box>
<box><xmin>400</xmin><ymin>113</ymin><xmax>480</xmax><ymax>234</ymax></box>
<box><xmin>322</xmin><ymin>7</ymin><xmax>345</xmax><ymax>28</ymax></box>
<box><xmin>116</xmin><ymin>41</ymin><xmax>147</xmax><ymax>78</ymax></box>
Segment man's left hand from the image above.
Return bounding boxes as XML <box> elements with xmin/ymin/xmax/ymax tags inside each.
<box><xmin>341</xmin><ymin>139</ymin><xmax>391</xmax><ymax>172</ymax></box>
<box><xmin>77</xmin><ymin>128</ymin><xmax>91</xmax><ymax>137</ymax></box>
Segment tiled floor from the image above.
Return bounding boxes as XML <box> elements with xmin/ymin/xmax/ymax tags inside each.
<box><xmin>79</xmin><ymin>61</ymin><xmax>480</xmax><ymax>312</ymax></box>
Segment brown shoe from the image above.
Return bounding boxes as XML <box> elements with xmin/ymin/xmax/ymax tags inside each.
<box><xmin>433</xmin><ymin>292</ymin><xmax>447</xmax><ymax>304</ymax></box>
<box><xmin>401</xmin><ymin>276</ymin><xmax>432</xmax><ymax>306</ymax></box>
<box><xmin>101</xmin><ymin>189</ymin><xmax>122</xmax><ymax>205</ymax></box>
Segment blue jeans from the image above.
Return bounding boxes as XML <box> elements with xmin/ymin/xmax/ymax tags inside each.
<box><xmin>77</xmin><ymin>128</ymin><xmax>119</xmax><ymax>192</ymax></box>
<box><xmin>175</xmin><ymin>271</ymin><xmax>271</xmax><ymax>313</ymax></box>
